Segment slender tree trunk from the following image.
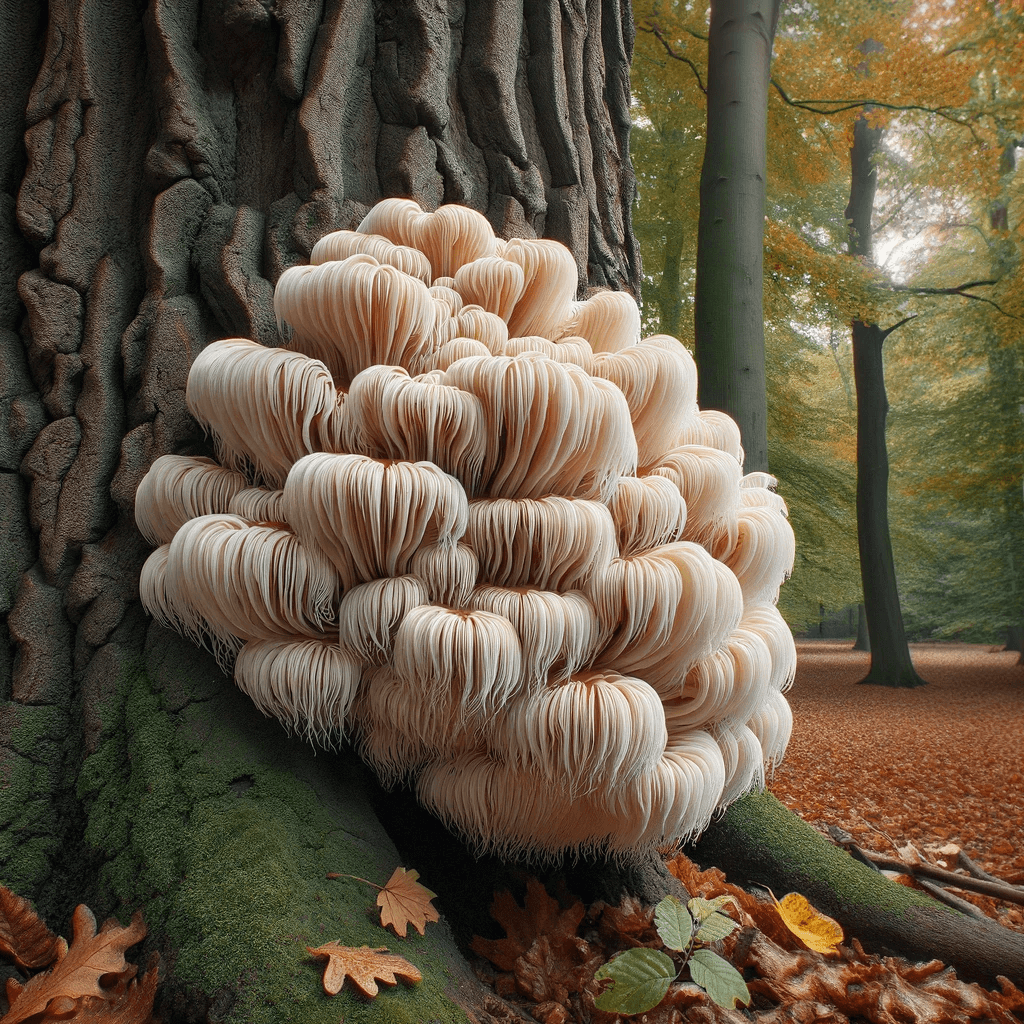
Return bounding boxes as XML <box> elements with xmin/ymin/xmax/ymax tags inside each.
<box><xmin>0</xmin><ymin>2</ymin><xmax>638</xmax><ymax>1019</ymax></box>
<box><xmin>652</xmin><ymin>218</ymin><xmax>686</xmax><ymax>337</ymax></box>
<box><xmin>845</xmin><ymin>114</ymin><xmax>925</xmax><ymax>687</ymax></box>
<box><xmin>851</xmin><ymin>320</ymin><xmax>924</xmax><ymax>686</ymax></box>
<box><xmin>693</xmin><ymin>0</ymin><xmax>780</xmax><ymax>474</ymax></box>
<box><xmin>854</xmin><ymin>602</ymin><xmax>871</xmax><ymax>651</ymax></box>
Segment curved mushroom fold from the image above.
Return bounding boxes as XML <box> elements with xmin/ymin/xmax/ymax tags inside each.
<box><xmin>274</xmin><ymin>256</ymin><xmax>442</xmax><ymax>387</ymax></box>
<box><xmin>491</xmin><ymin>670</ymin><xmax>668</xmax><ymax>797</ymax></box>
<box><xmin>136</xmin><ymin>197</ymin><xmax>797</xmax><ymax>861</ymax></box>
<box><xmin>310</xmin><ymin>229</ymin><xmax>432</xmax><ymax>282</ymax></box>
<box><xmin>186</xmin><ymin>338</ymin><xmax>346</xmax><ymax>486</ymax></box>
<box><xmin>282</xmin><ymin>453</ymin><xmax>469</xmax><ymax>589</ymax></box>
<box><xmin>467</xmin><ymin>586</ymin><xmax>599</xmax><ymax>685</ymax></box>
<box><xmin>135</xmin><ymin>455</ymin><xmax>249</xmax><ymax>546</ymax></box>
<box><xmin>234</xmin><ymin>638</ymin><xmax>361</xmax><ymax>747</ymax></box>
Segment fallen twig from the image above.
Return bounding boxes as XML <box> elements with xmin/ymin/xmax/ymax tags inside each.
<box><xmin>916</xmin><ymin>878</ymin><xmax>990</xmax><ymax>920</ymax></box>
<box><xmin>825</xmin><ymin>826</ymin><xmax>1024</xmax><ymax>909</ymax></box>
<box><xmin>862</xmin><ymin>853</ymin><xmax>1024</xmax><ymax>907</ymax></box>
<box><xmin>958</xmin><ymin>850</ymin><xmax>1010</xmax><ymax>886</ymax></box>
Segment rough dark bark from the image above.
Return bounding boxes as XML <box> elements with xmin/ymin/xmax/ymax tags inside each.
<box><xmin>845</xmin><ymin>114</ymin><xmax>925</xmax><ymax>687</ymax></box>
<box><xmin>693</xmin><ymin>0</ymin><xmax>780</xmax><ymax>474</ymax></box>
<box><xmin>0</xmin><ymin>2</ymin><xmax>638</xmax><ymax>1020</ymax></box>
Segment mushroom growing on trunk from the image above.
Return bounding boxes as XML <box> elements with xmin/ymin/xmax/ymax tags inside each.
<box><xmin>136</xmin><ymin>199</ymin><xmax>796</xmax><ymax>860</ymax></box>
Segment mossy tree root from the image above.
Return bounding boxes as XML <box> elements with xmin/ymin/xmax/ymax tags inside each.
<box><xmin>691</xmin><ymin>792</ymin><xmax>1024</xmax><ymax>987</ymax></box>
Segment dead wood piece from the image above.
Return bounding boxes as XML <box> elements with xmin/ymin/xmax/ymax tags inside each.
<box><xmin>863</xmin><ymin>852</ymin><xmax>1024</xmax><ymax>906</ymax></box>
<box><xmin>916</xmin><ymin>878</ymin><xmax>990</xmax><ymax>920</ymax></box>
<box><xmin>958</xmin><ymin>851</ymin><xmax>1020</xmax><ymax>887</ymax></box>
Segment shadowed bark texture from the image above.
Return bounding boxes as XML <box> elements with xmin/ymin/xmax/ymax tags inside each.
<box><xmin>0</xmin><ymin>1</ymin><xmax>637</xmax><ymax>1020</ymax></box>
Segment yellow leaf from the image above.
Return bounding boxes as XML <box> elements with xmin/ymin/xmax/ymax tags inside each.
<box><xmin>307</xmin><ymin>942</ymin><xmax>422</xmax><ymax>999</ymax></box>
<box><xmin>771</xmin><ymin>892</ymin><xmax>843</xmax><ymax>954</ymax></box>
<box><xmin>377</xmin><ymin>867</ymin><xmax>439</xmax><ymax>938</ymax></box>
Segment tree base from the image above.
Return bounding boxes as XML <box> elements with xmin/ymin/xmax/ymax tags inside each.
<box><xmin>365</xmin><ymin>778</ymin><xmax>684</xmax><ymax>950</ymax></box>
<box><xmin>856</xmin><ymin>670</ymin><xmax>927</xmax><ymax>688</ymax></box>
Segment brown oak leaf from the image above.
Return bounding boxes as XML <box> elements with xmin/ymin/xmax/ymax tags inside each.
<box><xmin>376</xmin><ymin>867</ymin><xmax>439</xmax><ymax>938</ymax></box>
<box><xmin>306</xmin><ymin>942</ymin><xmax>422</xmax><ymax>999</ymax></box>
<box><xmin>2</xmin><ymin>906</ymin><xmax>147</xmax><ymax>1024</ymax></box>
<box><xmin>0</xmin><ymin>887</ymin><xmax>62</xmax><ymax>972</ymax></box>
<box><xmin>472</xmin><ymin>878</ymin><xmax>585</xmax><ymax>972</ymax></box>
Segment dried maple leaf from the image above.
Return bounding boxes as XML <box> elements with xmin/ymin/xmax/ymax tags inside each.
<box><xmin>2</xmin><ymin>906</ymin><xmax>147</xmax><ymax>1024</ymax></box>
<box><xmin>306</xmin><ymin>942</ymin><xmax>422</xmax><ymax>999</ymax></box>
<box><xmin>376</xmin><ymin>867</ymin><xmax>439</xmax><ymax>938</ymax></box>
<box><xmin>0</xmin><ymin>887</ymin><xmax>62</xmax><ymax>972</ymax></box>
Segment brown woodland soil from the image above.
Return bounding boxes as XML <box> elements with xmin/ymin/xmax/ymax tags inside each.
<box><xmin>769</xmin><ymin>640</ymin><xmax>1024</xmax><ymax>925</ymax></box>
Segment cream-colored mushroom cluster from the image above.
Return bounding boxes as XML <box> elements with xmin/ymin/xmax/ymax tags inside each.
<box><xmin>136</xmin><ymin>199</ymin><xmax>796</xmax><ymax>860</ymax></box>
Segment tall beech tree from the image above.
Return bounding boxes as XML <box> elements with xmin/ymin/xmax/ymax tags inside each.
<box><xmin>694</xmin><ymin>0</ymin><xmax>781</xmax><ymax>474</ymax></box>
<box><xmin>0</xmin><ymin>3</ymin><xmax>640</xmax><ymax>1019</ymax></box>
<box><xmin>846</xmin><ymin>110</ymin><xmax>926</xmax><ymax>687</ymax></box>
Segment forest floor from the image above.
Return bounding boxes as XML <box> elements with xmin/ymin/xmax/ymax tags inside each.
<box><xmin>770</xmin><ymin>640</ymin><xmax>1024</xmax><ymax>898</ymax></box>
<box><xmin>473</xmin><ymin>640</ymin><xmax>1024</xmax><ymax>1024</ymax></box>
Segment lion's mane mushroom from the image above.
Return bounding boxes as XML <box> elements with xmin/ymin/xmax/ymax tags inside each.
<box><xmin>136</xmin><ymin>198</ymin><xmax>796</xmax><ymax>860</ymax></box>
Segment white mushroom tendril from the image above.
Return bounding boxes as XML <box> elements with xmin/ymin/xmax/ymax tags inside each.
<box><xmin>136</xmin><ymin>198</ymin><xmax>796</xmax><ymax>861</ymax></box>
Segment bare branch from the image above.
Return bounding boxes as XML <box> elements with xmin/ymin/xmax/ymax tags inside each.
<box><xmin>769</xmin><ymin>78</ymin><xmax>984</xmax><ymax>141</ymax></box>
<box><xmin>638</xmin><ymin>22</ymin><xmax>707</xmax><ymax>95</ymax></box>
<box><xmin>884</xmin><ymin>279</ymin><xmax>1022</xmax><ymax>319</ymax></box>
<box><xmin>880</xmin><ymin>314</ymin><xmax>917</xmax><ymax>340</ymax></box>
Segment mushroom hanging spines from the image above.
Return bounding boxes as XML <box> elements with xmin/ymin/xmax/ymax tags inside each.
<box><xmin>135</xmin><ymin>197</ymin><xmax>798</xmax><ymax>863</ymax></box>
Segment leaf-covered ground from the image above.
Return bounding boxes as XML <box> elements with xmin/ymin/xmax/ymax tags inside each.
<box><xmin>472</xmin><ymin>640</ymin><xmax>1024</xmax><ymax>1023</ymax></box>
<box><xmin>770</xmin><ymin>640</ymin><xmax>1024</xmax><ymax>926</ymax></box>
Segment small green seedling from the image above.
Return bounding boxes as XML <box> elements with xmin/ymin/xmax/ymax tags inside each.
<box><xmin>593</xmin><ymin>894</ymin><xmax>750</xmax><ymax>1015</ymax></box>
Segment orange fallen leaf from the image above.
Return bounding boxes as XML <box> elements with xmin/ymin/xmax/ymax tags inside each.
<box><xmin>769</xmin><ymin>890</ymin><xmax>843</xmax><ymax>955</ymax></box>
<box><xmin>3</xmin><ymin>906</ymin><xmax>148</xmax><ymax>1024</ymax></box>
<box><xmin>306</xmin><ymin>942</ymin><xmax>422</xmax><ymax>999</ymax></box>
<box><xmin>0</xmin><ymin>887</ymin><xmax>62</xmax><ymax>972</ymax></box>
<box><xmin>376</xmin><ymin>867</ymin><xmax>439</xmax><ymax>938</ymax></box>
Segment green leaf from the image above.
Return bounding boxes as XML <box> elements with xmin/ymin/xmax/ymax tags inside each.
<box><xmin>687</xmin><ymin>895</ymin><xmax>738</xmax><ymax>925</ymax></box>
<box><xmin>594</xmin><ymin>948</ymin><xmax>677</xmax><ymax>1015</ymax></box>
<box><xmin>694</xmin><ymin>912</ymin><xmax>739</xmax><ymax>944</ymax></box>
<box><xmin>688</xmin><ymin>948</ymin><xmax>750</xmax><ymax>1009</ymax></box>
<box><xmin>653</xmin><ymin>895</ymin><xmax>693</xmax><ymax>952</ymax></box>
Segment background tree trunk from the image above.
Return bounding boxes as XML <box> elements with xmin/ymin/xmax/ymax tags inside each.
<box><xmin>845</xmin><ymin>114</ymin><xmax>925</xmax><ymax>687</ymax></box>
<box><xmin>0</xmin><ymin>1</ymin><xmax>638</xmax><ymax>1019</ymax></box>
<box><xmin>854</xmin><ymin>602</ymin><xmax>871</xmax><ymax>651</ymax></box>
<box><xmin>693</xmin><ymin>0</ymin><xmax>780</xmax><ymax>474</ymax></box>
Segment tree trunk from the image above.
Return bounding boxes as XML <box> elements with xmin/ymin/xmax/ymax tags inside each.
<box><xmin>845</xmin><ymin>114</ymin><xmax>925</xmax><ymax>687</ymax></box>
<box><xmin>0</xmin><ymin>1</ymin><xmax>638</xmax><ymax>1020</ymax></box>
<box><xmin>851</xmin><ymin>320</ymin><xmax>925</xmax><ymax>686</ymax></box>
<box><xmin>693</xmin><ymin>0</ymin><xmax>780</xmax><ymax>474</ymax></box>
<box><xmin>651</xmin><ymin>218</ymin><xmax>686</xmax><ymax>337</ymax></box>
<box><xmin>853</xmin><ymin>602</ymin><xmax>871</xmax><ymax>651</ymax></box>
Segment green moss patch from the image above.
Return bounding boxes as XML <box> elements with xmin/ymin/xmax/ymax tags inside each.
<box><xmin>76</xmin><ymin>636</ymin><xmax>468</xmax><ymax>1024</ymax></box>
